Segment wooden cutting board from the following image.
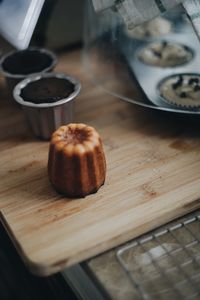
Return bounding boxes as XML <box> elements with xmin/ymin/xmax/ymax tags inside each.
<box><xmin>0</xmin><ymin>50</ymin><xmax>200</xmax><ymax>276</ymax></box>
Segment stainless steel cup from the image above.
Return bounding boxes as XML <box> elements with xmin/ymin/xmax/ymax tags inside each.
<box><xmin>0</xmin><ymin>47</ymin><xmax>57</xmax><ymax>94</ymax></box>
<box><xmin>13</xmin><ymin>73</ymin><xmax>81</xmax><ymax>140</ymax></box>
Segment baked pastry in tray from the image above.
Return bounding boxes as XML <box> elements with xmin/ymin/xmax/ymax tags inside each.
<box><xmin>159</xmin><ymin>73</ymin><xmax>200</xmax><ymax>108</ymax></box>
<box><xmin>126</xmin><ymin>17</ymin><xmax>172</xmax><ymax>39</ymax></box>
<box><xmin>138</xmin><ymin>41</ymin><xmax>193</xmax><ymax>68</ymax></box>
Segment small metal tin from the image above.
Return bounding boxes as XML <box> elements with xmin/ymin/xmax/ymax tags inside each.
<box><xmin>0</xmin><ymin>47</ymin><xmax>57</xmax><ymax>93</ymax></box>
<box><xmin>13</xmin><ymin>73</ymin><xmax>81</xmax><ymax>140</ymax></box>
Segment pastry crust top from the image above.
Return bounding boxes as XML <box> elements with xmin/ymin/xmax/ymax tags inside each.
<box><xmin>51</xmin><ymin>123</ymin><xmax>101</xmax><ymax>155</ymax></box>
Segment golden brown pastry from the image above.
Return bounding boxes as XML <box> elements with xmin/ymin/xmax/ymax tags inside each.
<box><xmin>48</xmin><ymin>123</ymin><xmax>106</xmax><ymax>197</ymax></box>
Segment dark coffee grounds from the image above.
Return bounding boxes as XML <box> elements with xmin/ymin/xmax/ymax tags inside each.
<box><xmin>20</xmin><ymin>77</ymin><xmax>75</xmax><ymax>104</ymax></box>
<box><xmin>2</xmin><ymin>49</ymin><xmax>53</xmax><ymax>75</ymax></box>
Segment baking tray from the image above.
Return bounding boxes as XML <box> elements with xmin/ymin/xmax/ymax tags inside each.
<box><xmin>119</xmin><ymin>9</ymin><xmax>200</xmax><ymax>115</ymax></box>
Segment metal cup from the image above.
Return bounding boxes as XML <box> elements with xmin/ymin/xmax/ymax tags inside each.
<box><xmin>0</xmin><ymin>47</ymin><xmax>57</xmax><ymax>94</ymax></box>
<box><xmin>13</xmin><ymin>73</ymin><xmax>81</xmax><ymax>140</ymax></box>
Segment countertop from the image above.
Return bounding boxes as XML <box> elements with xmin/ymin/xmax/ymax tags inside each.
<box><xmin>1</xmin><ymin>48</ymin><xmax>199</xmax><ymax>276</ymax></box>
<box><xmin>0</xmin><ymin>47</ymin><xmax>199</xmax><ymax>299</ymax></box>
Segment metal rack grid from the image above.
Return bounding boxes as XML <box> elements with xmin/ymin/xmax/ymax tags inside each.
<box><xmin>116</xmin><ymin>210</ymin><xmax>200</xmax><ymax>300</ymax></box>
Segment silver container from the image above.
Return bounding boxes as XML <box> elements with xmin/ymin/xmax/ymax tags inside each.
<box><xmin>0</xmin><ymin>47</ymin><xmax>57</xmax><ymax>94</ymax></box>
<box><xmin>13</xmin><ymin>73</ymin><xmax>81</xmax><ymax>140</ymax></box>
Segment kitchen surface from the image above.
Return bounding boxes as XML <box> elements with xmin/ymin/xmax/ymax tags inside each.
<box><xmin>0</xmin><ymin>0</ymin><xmax>200</xmax><ymax>299</ymax></box>
<box><xmin>0</xmin><ymin>46</ymin><xmax>199</xmax><ymax>300</ymax></box>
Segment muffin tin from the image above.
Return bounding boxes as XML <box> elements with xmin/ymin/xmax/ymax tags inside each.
<box><xmin>119</xmin><ymin>9</ymin><xmax>200</xmax><ymax>114</ymax></box>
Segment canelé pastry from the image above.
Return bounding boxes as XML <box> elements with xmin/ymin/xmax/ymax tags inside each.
<box><xmin>159</xmin><ymin>74</ymin><xmax>200</xmax><ymax>108</ymax></box>
<box><xmin>138</xmin><ymin>41</ymin><xmax>193</xmax><ymax>67</ymax></box>
<box><xmin>48</xmin><ymin>123</ymin><xmax>106</xmax><ymax>197</ymax></box>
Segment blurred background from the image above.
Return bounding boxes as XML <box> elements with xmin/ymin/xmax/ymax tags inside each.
<box><xmin>0</xmin><ymin>0</ymin><xmax>84</xmax><ymax>52</ymax></box>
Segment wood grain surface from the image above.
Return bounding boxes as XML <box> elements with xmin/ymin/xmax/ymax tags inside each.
<box><xmin>0</xmin><ymin>50</ymin><xmax>200</xmax><ymax>276</ymax></box>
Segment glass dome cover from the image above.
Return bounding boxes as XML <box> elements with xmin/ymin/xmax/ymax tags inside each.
<box><xmin>83</xmin><ymin>1</ymin><xmax>200</xmax><ymax>116</ymax></box>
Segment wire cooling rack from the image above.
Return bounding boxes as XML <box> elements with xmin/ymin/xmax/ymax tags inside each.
<box><xmin>116</xmin><ymin>210</ymin><xmax>200</xmax><ymax>300</ymax></box>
